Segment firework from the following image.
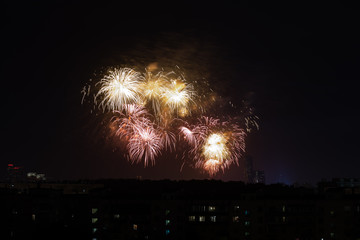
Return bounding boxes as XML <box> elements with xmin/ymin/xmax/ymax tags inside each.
<box><xmin>111</xmin><ymin>104</ymin><xmax>151</xmax><ymax>139</ymax></box>
<box><xmin>184</xmin><ymin>116</ymin><xmax>246</xmax><ymax>175</ymax></box>
<box><xmin>83</xmin><ymin>64</ymin><xmax>255</xmax><ymax>176</ymax></box>
<box><xmin>140</xmin><ymin>70</ymin><xmax>168</xmax><ymax>119</ymax></box>
<box><xmin>179</xmin><ymin>126</ymin><xmax>196</xmax><ymax>146</ymax></box>
<box><xmin>158</xmin><ymin>127</ymin><xmax>176</xmax><ymax>151</ymax></box>
<box><xmin>95</xmin><ymin>68</ymin><xmax>143</xmax><ymax>112</ymax></box>
<box><xmin>203</xmin><ymin>133</ymin><xmax>230</xmax><ymax>161</ymax></box>
<box><xmin>128</xmin><ymin>124</ymin><xmax>163</xmax><ymax>166</ymax></box>
<box><xmin>162</xmin><ymin>79</ymin><xmax>195</xmax><ymax>116</ymax></box>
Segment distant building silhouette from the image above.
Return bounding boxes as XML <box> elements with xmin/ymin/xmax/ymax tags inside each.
<box><xmin>244</xmin><ymin>156</ymin><xmax>265</xmax><ymax>184</ymax></box>
<box><xmin>6</xmin><ymin>163</ymin><xmax>23</xmax><ymax>182</ymax></box>
<box><xmin>254</xmin><ymin>170</ymin><xmax>265</xmax><ymax>184</ymax></box>
<box><xmin>244</xmin><ymin>155</ymin><xmax>254</xmax><ymax>183</ymax></box>
<box><xmin>27</xmin><ymin>172</ymin><xmax>46</xmax><ymax>182</ymax></box>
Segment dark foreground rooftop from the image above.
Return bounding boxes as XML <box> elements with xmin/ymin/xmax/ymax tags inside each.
<box><xmin>1</xmin><ymin>178</ymin><xmax>360</xmax><ymax>240</ymax></box>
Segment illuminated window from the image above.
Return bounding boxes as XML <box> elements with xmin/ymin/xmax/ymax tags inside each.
<box><xmin>165</xmin><ymin>219</ymin><xmax>170</xmax><ymax>225</ymax></box>
<box><xmin>133</xmin><ymin>224</ymin><xmax>138</xmax><ymax>230</ymax></box>
<box><xmin>245</xmin><ymin>232</ymin><xmax>250</xmax><ymax>236</ymax></box>
<box><xmin>245</xmin><ymin>210</ymin><xmax>249</xmax><ymax>215</ymax></box>
<box><xmin>209</xmin><ymin>206</ymin><xmax>216</xmax><ymax>212</ymax></box>
<box><xmin>92</xmin><ymin>238</ymin><xmax>97</xmax><ymax>240</ymax></box>
<box><xmin>165</xmin><ymin>229</ymin><xmax>170</xmax><ymax>235</ymax></box>
<box><xmin>245</xmin><ymin>221</ymin><xmax>250</xmax><ymax>226</ymax></box>
<box><xmin>199</xmin><ymin>216</ymin><xmax>205</xmax><ymax>222</ymax></box>
<box><xmin>210</xmin><ymin>216</ymin><xmax>216</xmax><ymax>222</ymax></box>
<box><xmin>91</xmin><ymin>218</ymin><xmax>98</xmax><ymax>224</ymax></box>
<box><xmin>282</xmin><ymin>205</ymin><xmax>286</xmax><ymax>212</ymax></box>
<box><xmin>32</xmin><ymin>214</ymin><xmax>36</xmax><ymax>221</ymax></box>
<box><xmin>165</xmin><ymin>209</ymin><xmax>170</xmax><ymax>215</ymax></box>
<box><xmin>114</xmin><ymin>214</ymin><xmax>120</xmax><ymax>219</ymax></box>
<box><xmin>91</xmin><ymin>208</ymin><xmax>98</xmax><ymax>214</ymax></box>
<box><xmin>189</xmin><ymin>216</ymin><xmax>196</xmax><ymax>222</ymax></box>
<box><xmin>201</xmin><ymin>206</ymin><xmax>206</xmax><ymax>212</ymax></box>
<box><xmin>282</xmin><ymin>216</ymin><xmax>286</xmax><ymax>222</ymax></box>
<box><xmin>92</xmin><ymin>228</ymin><xmax>97</xmax><ymax>233</ymax></box>
<box><xmin>330</xmin><ymin>232</ymin><xmax>335</xmax><ymax>238</ymax></box>
<box><xmin>233</xmin><ymin>216</ymin><xmax>240</xmax><ymax>222</ymax></box>
<box><xmin>234</xmin><ymin>205</ymin><xmax>240</xmax><ymax>210</ymax></box>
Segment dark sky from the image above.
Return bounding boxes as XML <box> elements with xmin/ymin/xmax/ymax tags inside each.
<box><xmin>2</xmin><ymin>2</ymin><xmax>359</xmax><ymax>184</ymax></box>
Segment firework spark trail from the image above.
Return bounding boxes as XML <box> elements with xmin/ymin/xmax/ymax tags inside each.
<box><xmin>95</xmin><ymin>68</ymin><xmax>143</xmax><ymax>112</ymax></box>
<box><xmin>128</xmin><ymin>124</ymin><xmax>163</xmax><ymax>166</ymax></box>
<box><xmin>111</xmin><ymin>104</ymin><xmax>151</xmax><ymax>139</ymax></box>
<box><xmin>140</xmin><ymin>70</ymin><xmax>168</xmax><ymax>117</ymax></box>
<box><xmin>179</xmin><ymin>126</ymin><xmax>196</xmax><ymax>146</ymax></box>
<box><xmin>158</xmin><ymin>127</ymin><xmax>176</xmax><ymax>152</ymax></box>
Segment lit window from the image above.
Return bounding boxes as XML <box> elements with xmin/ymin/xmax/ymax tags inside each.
<box><xmin>165</xmin><ymin>210</ymin><xmax>170</xmax><ymax>215</ymax></box>
<box><xmin>189</xmin><ymin>216</ymin><xmax>196</xmax><ymax>221</ymax></box>
<box><xmin>330</xmin><ymin>232</ymin><xmax>335</xmax><ymax>238</ymax></box>
<box><xmin>282</xmin><ymin>205</ymin><xmax>286</xmax><ymax>212</ymax></box>
<box><xmin>210</xmin><ymin>216</ymin><xmax>216</xmax><ymax>222</ymax></box>
<box><xmin>199</xmin><ymin>216</ymin><xmax>205</xmax><ymax>222</ymax></box>
<box><xmin>91</xmin><ymin>208</ymin><xmax>98</xmax><ymax>214</ymax></box>
<box><xmin>201</xmin><ymin>206</ymin><xmax>206</xmax><ymax>212</ymax></box>
<box><xmin>114</xmin><ymin>214</ymin><xmax>120</xmax><ymax>219</ymax></box>
<box><xmin>282</xmin><ymin>216</ymin><xmax>286</xmax><ymax>222</ymax></box>
<box><xmin>92</xmin><ymin>238</ymin><xmax>97</xmax><ymax>240</ymax></box>
<box><xmin>245</xmin><ymin>210</ymin><xmax>249</xmax><ymax>215</ymax></box>
<box><xmin>209</xmin><ymin>206</ymin><xmax>216</xmax><ymax>212</ymax></box>
<box><xmin>234</xmin><ymin>205</ymin><xmax>240</xmax><ymax>210</ymax></box>
<box><xmin>133</xmin><ymin>224</ymin><xmax>138</xmax><ymax>230</ymax></box>
<box><xmin>165</xmin><ymin>229</ymin><xmax>170</xmax><ymax>235</ymax></box>
<box><xmin>245</xmin><ymin>232</ymin><xmax>250</xmax><ymax>236</ymax></box>
<box><xmin>165</xmin><ymin>219</ymin><xmax>170</xmax><ymax>225</ymax></box>
<box><xmin>91</xmin><ymin>218</ymin><xmax>98</xmax><ymax>224</ymax></box>
<box><xmin>233</xmin><ymin>216</ymin><xmax>240</xmax><ymax>222</ymax></box>
<box><xmin>32</xmin><ymin>214</ymin><xmax>36</xmax><ymax>221</ymax></box>
<box><xmin>245</xmin><ymin>221</ymin><xmax>250</xmax><ymax>226</ymax></box>
<box><xmin>92</xmin><ymin>228</ymin><xmax>97</xmax><ymax>233</ymax></box>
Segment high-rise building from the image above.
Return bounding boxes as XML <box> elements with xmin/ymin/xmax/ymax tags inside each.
<box><xmin>254</xmin><ymin>170</ymin><xmax>265</xmax><ymax>184</ymax></box>
<box><xmin>244</xmin><ymin>156</ymin><xmax>254</xmax><ymax>183</ymax></box>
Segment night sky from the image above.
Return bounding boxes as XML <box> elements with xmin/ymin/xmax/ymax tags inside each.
<box><xmin>3</xmin><ymin>2</ymin><xmax>359</xmax><ymax>184</ymax></box>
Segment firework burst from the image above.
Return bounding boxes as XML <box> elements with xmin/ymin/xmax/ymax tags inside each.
<box><xmin>128</xmin><ymin>124</ymin><xmax>163</xmax><ymax>166</ymax></box>
<box><xmin>95</xmin><ymin>68</ymin><xmax>143</xmax><ymax>112</ymax></box>
<box><xmin>182</xmin><ymin>116</ymin><xmax>246</xmax><ymax>176</ymax></box>
<box><xmin>162</xmin><ymin>78</ymin><xmax>195</xmax><ymax>116</ymax></box>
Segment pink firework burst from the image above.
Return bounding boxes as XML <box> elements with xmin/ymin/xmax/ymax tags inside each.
<box><xmin>128</xmin><ymin>125</ymin><xmax>163</xmax><ymax>166</ymax></box>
